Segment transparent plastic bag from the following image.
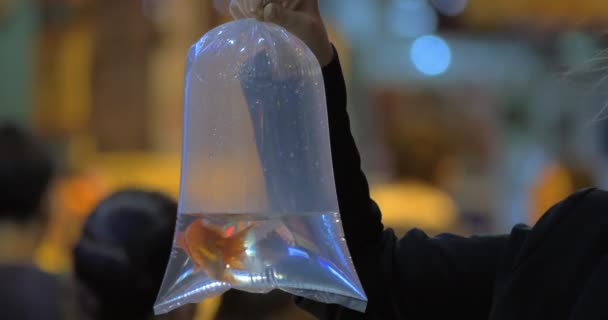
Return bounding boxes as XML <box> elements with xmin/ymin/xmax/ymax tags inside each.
<box><xmin>154</xmin><ymin>19</ymin><xmax>367</xmax><ymax>314</ymax></box>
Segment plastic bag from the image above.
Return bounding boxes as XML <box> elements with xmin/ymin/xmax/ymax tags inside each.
<box><xmin>154</xmin><ymin>18</ymin><xmax>367</xmax><ymax>315</ymax></box>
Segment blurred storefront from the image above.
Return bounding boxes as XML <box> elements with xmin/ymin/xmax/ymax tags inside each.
<box><xmin>322</xmin><ymin>0</ymin><xmax>608</xmax><ymax>233</ymax></box>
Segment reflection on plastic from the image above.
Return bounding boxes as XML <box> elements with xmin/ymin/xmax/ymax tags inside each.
<box><xmin>154</xmin><ymin>19</ymin><xmax>367</xmax><ymax>315</ymax></box>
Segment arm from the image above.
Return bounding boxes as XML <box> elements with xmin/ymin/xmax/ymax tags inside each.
<box><xmin>228</xmin><ymin>1</ymin><xmax>511</xmax><ymax>318</ymax></box>
<box><xmin>297</xmin><ymin>50</ymin><xmax>510</xmax><ymax>320</ymax></box>
<box><xmin>322</xmin><ymin>48</ymin><xmax>383</xmax><ymax>251</ymax></box>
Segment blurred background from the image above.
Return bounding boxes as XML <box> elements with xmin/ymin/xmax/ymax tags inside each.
<box><xmin>2</xmin><ymin>0</ymin><xmax>608</xmax><ymax>318</ymax></box>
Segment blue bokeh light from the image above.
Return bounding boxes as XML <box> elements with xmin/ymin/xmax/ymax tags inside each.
<box><xmin>410</xmin><ymin>35</ymin><xmax>452</xmax><ymax>76</ymax></box>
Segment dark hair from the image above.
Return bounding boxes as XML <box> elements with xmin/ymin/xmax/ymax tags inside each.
<box><xmin>0</xmin><ymin>122</ymin><xmax>54</xmax><ymax>222</ymax></box>
<box><xmin>73</xmin><ymin>190</ymin><xmax>177</xmax><ymax>320</ymax></box>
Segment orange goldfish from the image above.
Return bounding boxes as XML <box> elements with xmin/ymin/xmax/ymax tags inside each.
<box><xmin>176</xmin><ymin>219</ymin><xmax>255</xmax><ymax>283</ymax></box>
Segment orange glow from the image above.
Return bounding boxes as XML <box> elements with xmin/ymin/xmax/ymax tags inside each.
<box><xmin>371</xmin><ymin>181</ymin><xmax>458</xmax><ymax>232</ymax></box>
<box><xmin>529</xmin><ymin>163</ymin><xmax>574</xmax><ymax>223</ymax></box>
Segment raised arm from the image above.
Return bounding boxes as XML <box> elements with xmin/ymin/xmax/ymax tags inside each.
<box><xmin>321</xmin><ymin>49</ymin><xmax>384</xmax><ymax>251</ymax></box>
<box><xmin>230</xmin><ymin>1</ymin><xmax>510</xmax><ymax>319</ymax></box>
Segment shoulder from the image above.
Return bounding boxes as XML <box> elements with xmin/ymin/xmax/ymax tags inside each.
<box><xmin>0</xmin><ymin>265</ymin><xmax>63</xmax><ymax>319</ymax></box>
<box><xmin>572</xmin><ymin>188</ymin><xmax>608</xmax><ymax>212</ymax></box>
<box><xmin>505</xmin><ymin>188</ymin><xmax>608</xmax><ymax>269</ymax></box>
<box><xmin>0</xmin><ymin>264</ymin><xmax>59</xmax><ymax>285</ymax></box>
<box><xmin>524</xmin><ymin>187</ymin><xmax>608</xmax><ymax>245</ymax></box>
<box><xmin>536</xmin><ymin>188</ymin><xmax>608</xmax><ymax>228</ymax></box>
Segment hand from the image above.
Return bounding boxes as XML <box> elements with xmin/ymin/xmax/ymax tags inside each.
<box><xmin>229</xmin><ymin>0</ymin><xmax>334</xmax><ymax>66</ymax></box>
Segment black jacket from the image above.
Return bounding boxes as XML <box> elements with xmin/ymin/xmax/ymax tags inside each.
<box><xmin>298</xmin><ymin>51</ymin><xmax>608</xmax><ymax>320</ymax></box>
<box><xmin>0</xmin><ymin>264</ymin><xmax>63</xmax><ymax>320</ymax></box>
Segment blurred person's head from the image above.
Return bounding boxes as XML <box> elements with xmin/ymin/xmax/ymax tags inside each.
<box><xmin>0</xmin><ymin>122</ymin><xmax>54</xmax><ymax>262</ymax></box>
<box><xmin>73</xmin><ymin>190</ymin><xmax>196</xmax><ymax>320</ymax></box>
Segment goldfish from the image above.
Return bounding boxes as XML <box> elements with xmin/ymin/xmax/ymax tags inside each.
<box><xmin>176</xmin><ymin>218</ymin><xmax>255</xmax><ymax>283</ymax></box>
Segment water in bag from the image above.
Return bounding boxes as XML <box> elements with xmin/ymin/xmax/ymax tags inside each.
<box><xmin>154</xmin><ymin>19</ymin><xmax>367</xmax><ymax>314</ymax></box>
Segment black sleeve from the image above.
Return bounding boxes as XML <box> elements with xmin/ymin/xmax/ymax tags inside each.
<box><xmin>297</xmin><ymin>49</ymin><xmax>511</xmax><ymax>320</ymax></box>
<box><xmin>321</xmin><ymin>47</ymin><xmax>384</xmax><ymax>250</ymax></box>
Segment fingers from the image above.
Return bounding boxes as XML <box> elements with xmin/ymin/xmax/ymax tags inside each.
<box><xmin>230</xmin><ymin>0</ymin><xmax>271</xmax><ymax>19</ymax></box>
<box><xmin>229</xmin><ymin>0</ymin><xmax>258</xmax><ymax>19</ymax></box>
<box><xmin>284</xmin><ymin>0</ymin><xmax>303</xmax><ymax>10</ymax></box>
<box><xmin>231</xmin><ymin>0</ymin><xmax>295</xmax><ymax>20</ymax></box>
<box><xmin>229</xmin><ymin>1</ymin><xmax>247</xmax><ymax>19</ymax></box>
<box><xmin>263</xmin><ymin>3</ymin><xmax>280</xmax><ymax>23</ymax></box>
<box><xmin>263</xmin><ymin>2</ymin><xmax>293</xmax><ymax>27</ymax></box>
<box><xmin>243</xmin><ymin>0</ymin><xmax>260</xmax><ymax>16</ymax></box>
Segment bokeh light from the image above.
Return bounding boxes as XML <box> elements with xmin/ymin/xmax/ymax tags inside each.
<box><xmin>410</xmin><ymin>35</ymin><xmax>452</xmax><ymax>76</ymax></box>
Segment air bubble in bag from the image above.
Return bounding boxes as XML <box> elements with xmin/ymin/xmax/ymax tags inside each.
<box><xmin>154</xmin><ymin>18</ymin><xmax>367</xmax><ymax>315</ymax></box>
